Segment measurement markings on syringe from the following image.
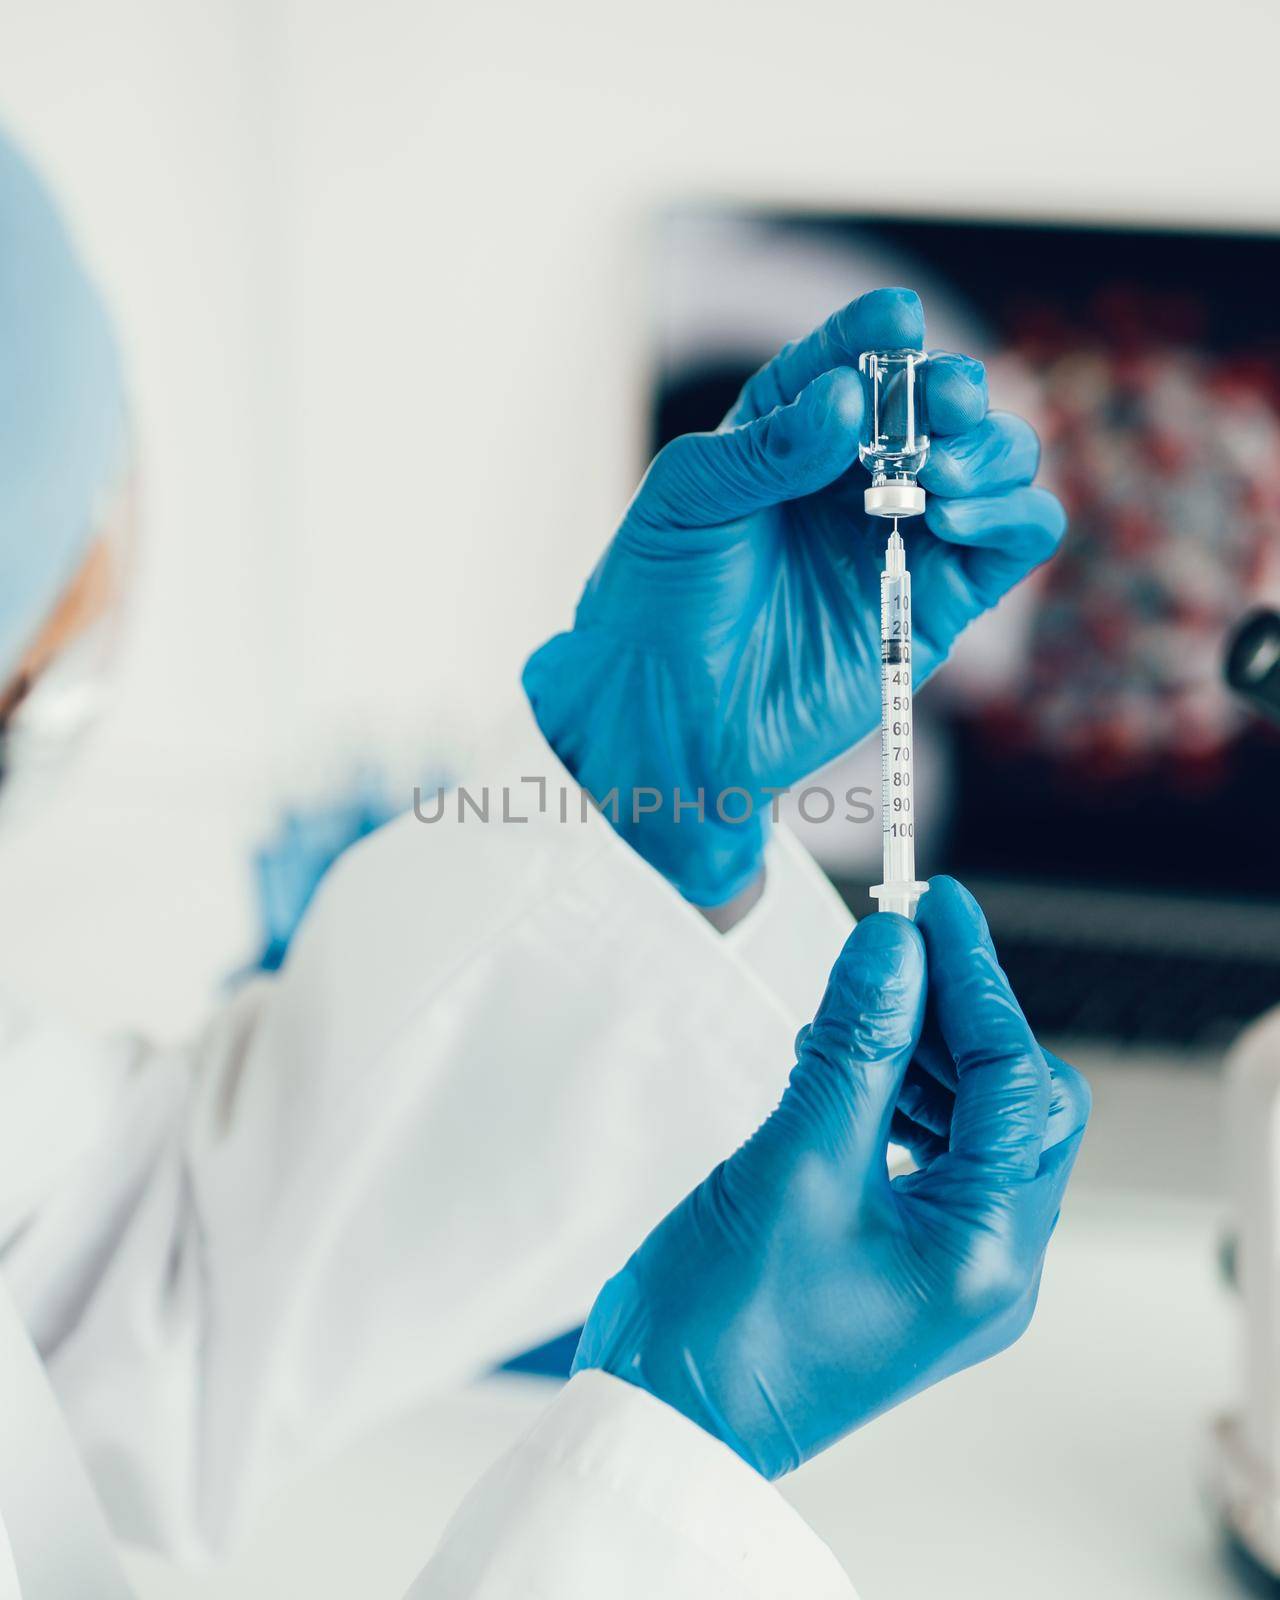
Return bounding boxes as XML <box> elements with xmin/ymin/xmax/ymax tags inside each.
<box><xmin>881</xmin><ymin>586</ymin><xmax>914</xmax><ymax>844</ymax></box>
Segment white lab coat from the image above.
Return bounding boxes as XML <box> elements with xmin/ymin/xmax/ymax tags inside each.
<box><xmin>0</xmin><ymin>703</ymin><xmax>857</xmax><ymax>1589</ymax></box>
<box><xmin>407</xmin><ymin>1371</ymin><xmax>858</xmax><ymax>1598</ymax></box>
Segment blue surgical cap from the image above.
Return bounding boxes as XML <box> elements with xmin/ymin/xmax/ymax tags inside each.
<box><xmin>0</xmin><ymin>130</ymin><xmax>126</xmax><ymax>683</ymax></box>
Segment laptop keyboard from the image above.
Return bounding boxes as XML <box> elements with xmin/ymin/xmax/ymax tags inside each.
<box><xmin>835</xmin><ymin>876</ymin><xmax>1280</xmax><ymax>1051</ymax></box>
<box><xmin>993</xmin><ymin>937</ymin><xmax>1279</xmax><ymax>1048</ymax></box>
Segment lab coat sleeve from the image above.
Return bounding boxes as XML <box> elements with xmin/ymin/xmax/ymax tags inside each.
<box><xmin>722</xmin><ymin>815</ymin><xmax>855</xmax><ymax>1023</ymax></box>
<box><xmin>407</xmin><ymin>1371</ymin><xmax>858</xmax><ymax>1600</ymax></box>
<box><xmin>0</xmin><ymin>992</ymin><xmax>141</xmax><ymax>1259</ymax></box>
<box><xmin>5</xmin><ymin>700</ymin><xmax>855</xmax><ymax>1561</ymax></box>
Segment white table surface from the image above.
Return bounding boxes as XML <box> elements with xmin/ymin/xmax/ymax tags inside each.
<box><xmin>121</xmin><ymin>1051</ymin><xmax>1250</xmax><ymax>1600</ymax></box>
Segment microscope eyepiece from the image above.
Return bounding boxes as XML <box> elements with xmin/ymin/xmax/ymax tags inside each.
<box><xmin>1226</xmin><ymin>608</ymin><xmax>1280</xmax><ymax>726</ymax></box>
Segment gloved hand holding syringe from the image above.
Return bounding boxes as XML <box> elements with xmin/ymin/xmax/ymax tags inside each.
<box><xmin>859</xmin><ymin>348</ymin><xmax>931</xmax><ymax>920</ymax></box>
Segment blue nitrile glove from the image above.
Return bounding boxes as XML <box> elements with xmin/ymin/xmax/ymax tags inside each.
<box><xmin>572</xmin><ymin>878</ymin><xmax>1090</xmax><ymax>1478</ymax></box>
<box><xmin>523</xmin><ymin>288</ymin><xmax>1065</xmax><ymax>907</ymax></box>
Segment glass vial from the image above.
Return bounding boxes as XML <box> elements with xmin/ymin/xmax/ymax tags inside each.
<box><xmin>858</xmin><ymin>349</ymin><xmax>929</xmax><ymax>518</ymax></box>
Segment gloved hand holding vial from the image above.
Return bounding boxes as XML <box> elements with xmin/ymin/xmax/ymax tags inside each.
<box><xmin>525</xmin><ymin>289</ymin><xmax>1066</xmax><ymax>915</ymax></box>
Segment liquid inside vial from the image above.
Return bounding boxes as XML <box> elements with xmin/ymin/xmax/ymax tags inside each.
<box><xmin>858</xmin><ymin>349</ymin><xmax>930</xmax><ymax>483</ymax></box>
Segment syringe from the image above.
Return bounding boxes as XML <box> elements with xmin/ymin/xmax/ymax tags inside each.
<box><xmin>858</xmin><ymin>347</ymin><xmax>931</xmax><ymax>920</ymax></box>
<box><xmin>869</xmin><ymin>525</ymin><xmax>928</xmax><ymax>920</ymax></box>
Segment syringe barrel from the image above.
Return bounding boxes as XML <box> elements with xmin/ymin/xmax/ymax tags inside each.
<box><xmin>880</xmin><ymin>563</ymin><xmax>915</xmax><ymax>878</ymax></box>
<box><xmin>872</xmin><ymin>533</ymin><xmax>927</xmax><ymax>921</ymax></box>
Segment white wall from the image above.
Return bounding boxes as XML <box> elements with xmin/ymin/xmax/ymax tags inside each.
<box><xmin>0</xmin><ymin>0</ymin><xmax>1278</xmax><ymax>1033</ymax></box>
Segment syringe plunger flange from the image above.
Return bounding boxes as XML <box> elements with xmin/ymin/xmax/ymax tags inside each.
<box><xmin>869</xmin><ymin>880</ymin><xmax>930</xmax><ymax>920</ymax></box>
<box><xmin>858</xmin><ymin>349</ymin><xmax>929</xmax><ymax>519</ymax></box>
